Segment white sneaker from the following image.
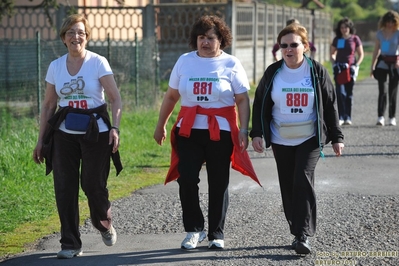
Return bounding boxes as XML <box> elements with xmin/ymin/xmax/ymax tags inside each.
<box><xmin>343</xmin><ymin>119</ymin><xmax>352</xmax><ymax>125</ymax></box>
<box><xmin>389</xmin><ymin>117</ymin><xmax>396</xmax><ymax>126</ymax></box>
<box><xmin>57</xmin><ymin>249</ymin><xmax>83</xmax><ymax>259</ymax></box>
<box><xmin>339</xmin><ymin>120</ymin><xmax>344</xmax><ymax>126</ymax></box>
<box><xmin>376</xmin><ymin>116</ymin><xmax>385</xmax><ymax>126</ymax></box>
<box><xmin>101</xmin><ymin>225</ymin><xmax>117</xmax><ymax>246</ymax></box>
<box><xmin>208</xmin><ymin>239</ymin><xmax>224</xmax><ymax>249</ymax></box>
<box><xmin>181</xmin><ymin>231</ymin><xmax>206</xmax><ymax>249</ymax></box>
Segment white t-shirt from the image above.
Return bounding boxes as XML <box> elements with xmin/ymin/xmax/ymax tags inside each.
<box><xmin>271</xmin><ymin>60</ymin><xmax>316</xmax><ymax>146</ymax></box>
<box><xmin>45</xmin><ymin>50</ymin><xmax>113</xmax><ymax>134</ymax></box>
<box><xmin>169</xmin><ymin>51</ymin><xmax>250</xmax><ymax>131</ymax></box>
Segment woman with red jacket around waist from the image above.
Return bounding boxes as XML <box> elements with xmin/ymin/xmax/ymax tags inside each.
<box><xmin>154</xmin><ymin>15</ymin><xmax>259</xmax><ymax>251</ymax></box>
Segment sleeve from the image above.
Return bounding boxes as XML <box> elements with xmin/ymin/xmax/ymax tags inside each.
<box><xmin>355</xmin><ymin>35</ymin><xmax>362</xmax><ymax>48</ymax></box>
<box><xmin>97</xmin><ymin>55</ymin><xmax>113</xmax><ymax>78</ymax></box>
<box><xmin>45</xmin><ymin>61</ymin><xmax>56</xmax><ymax>85</ymax></box>
<box><xmin>319</xmin><ymin>64</ymin><xmax>344</xmax><ymax>144</ymax></box>
<box><xmin>231</xmin><ymin>59</ymin><xmax>250</xmax><ymax>95</ymax></box>
<box><xmin>168</xmin><ymin>57</ymin><xmax>181</xmax><ymax>90</ymax></box>
<box><xmin>331</xmin><ymin>37</ymin><xmax>337</xmax><ymax>48</ymax></box>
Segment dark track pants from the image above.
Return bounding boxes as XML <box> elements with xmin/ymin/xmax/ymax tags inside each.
<box><xmin>52</xmin><ymin>130</ymin><xmax>112</xmax><ymax>250</ymax></box>
<box><xmin>272</xmin><ymin>137</ymin><xmax>320</xmax><ymax>237</ymax></box>
<box><xmin>176</xmin><ymin>128</ymin><xmax>233</xmax><ymax>241</ymax></box>
<box><xmin>377</xmin><ymin>69</ymin><xmax>399</xmax><ymax>118</ymax></box>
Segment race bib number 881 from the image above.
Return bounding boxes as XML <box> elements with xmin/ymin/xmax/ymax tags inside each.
<box><xmin>186</xmin><ymin>77</ymin><xmax>220</xmax><ymax>102</ymax></box>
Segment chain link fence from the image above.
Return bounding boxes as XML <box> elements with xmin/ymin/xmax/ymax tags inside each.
<box><xmin>0</xmin><ymin>34</ymin><xmax>159</xmax><ymax>118</ymax></box>
<box><xmin>0</xmin><ymin>3</ymin><xmax>332</xmax><ymax>118</ymax></box>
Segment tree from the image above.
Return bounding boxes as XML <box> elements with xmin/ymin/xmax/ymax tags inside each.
<box><xmin>0</xmin><ymin>0</ymin><xmax>58</xmax><ymax>21</ymax></box>
<box><xmin>0</xmin><ymin>0</ymin><xmax>14</xmax><ymax>21</ymax></box>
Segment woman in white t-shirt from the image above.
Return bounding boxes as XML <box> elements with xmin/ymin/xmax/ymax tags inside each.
<box><xmin>251</xmin><ymin>24</ymin><xmax>344</xmax><ymax>255</ymax></box>
<box><xmin>154</xmin><ymin>15</ymin><xmax>260</xmax><ymax>250</ymax></box>
<box><xmin>32</xmin><ymin>14</ymin><xmax>122</xmax><ymax>259</ymax></box>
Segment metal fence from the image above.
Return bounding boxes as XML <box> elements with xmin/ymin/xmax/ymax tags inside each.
<box><xmin>0</xmin><ymin>2</ymin><xmax>332</xmax><ymax>118</ymax></box>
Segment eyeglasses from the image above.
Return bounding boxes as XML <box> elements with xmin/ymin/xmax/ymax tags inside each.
<box><xmin>280</xmin><ymin>42</ymin><xmax>302</xmax><ymax>49</ymax></box>
<box><xmin>66</xmin><ymin>30</ymin><xmax>86</xmax><ymax>37</ymax></box>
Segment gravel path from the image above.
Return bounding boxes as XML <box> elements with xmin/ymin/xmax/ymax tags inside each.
<box><xmin>77</xmin><ymin>78</ymin><xmax>399</xmax><ymax>265</ymax></box>
<box><xmin>2</xmin><ymin>78</ymin><xmax>398</xmax><ymax>266</ymax></box>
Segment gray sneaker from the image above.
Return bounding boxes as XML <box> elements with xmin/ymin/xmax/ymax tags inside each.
<box><xmin>101</xmin><ymin>225</ymin><xmax>117</xmax><ymax>246</ymax></box>
<box><xmin>57</xmin><ymin>249</ymin><xmax>83</xmax><ymax>259</ymax></box>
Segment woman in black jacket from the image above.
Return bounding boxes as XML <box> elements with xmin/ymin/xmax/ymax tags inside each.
<box><xmin>250</xmin><ymin>24</ymin><xmax>344</xmax><ymax>255</ymax></box>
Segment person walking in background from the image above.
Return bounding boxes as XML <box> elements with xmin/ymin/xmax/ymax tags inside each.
<box><xmin>331</xmin><ymin>17</ymin><xmax>364</xmax><ymax>126</ymax></box>
<box><xmin>32</xmin><ymin>14</ymin><xmax>122</xmax><ymax>259</ymax></box>
<box><xmin>154</xmin><ymin>15</ymin><xmax>260</xmax><ymax>250</ymax></box>
<box><xmin>370</xmin><ymin>10</ymin><xmax>399</xmax><ymax>126</ymax></box>
<box><xmin>272</xmin><ymin>18</ymin><xmax>316</xmax><ymax>62</ymax></box>
<box><xmin>251</xmin><ymin>24</ymin><xmax>344</xmax><ymax>255</ymax></box>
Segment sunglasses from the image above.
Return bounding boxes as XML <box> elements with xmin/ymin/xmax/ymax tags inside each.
<box><xmin>280</xmin><ymin>42</ymin><xmax>302</xmax><ymax>49</ymax></box>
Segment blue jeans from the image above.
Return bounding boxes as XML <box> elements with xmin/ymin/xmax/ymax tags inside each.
<box><xmin>336</xmin><ymin>79</ymin><xmax>354</xmax><ymax>121</ymax></box>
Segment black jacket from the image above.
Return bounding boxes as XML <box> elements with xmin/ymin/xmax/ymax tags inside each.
<box><xmin>42</xmin><ymin>103</ymin><xmax>123</xmax><ymax>176</ymax></box>
<box><xmin>250</xmin><ymin>56</ymin><xmax>344</xmax><ymax>154</ymax></box>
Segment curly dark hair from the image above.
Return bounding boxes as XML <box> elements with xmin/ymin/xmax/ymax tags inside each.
<box><xmin>189</xmin><ymin>15</ymin><xmax>232</xmax><ymax>50</ymax></box>
<box><xmin>334</xmin><ymin>17</ymin><xmax>355</xmax><ymax>37</ymax></box>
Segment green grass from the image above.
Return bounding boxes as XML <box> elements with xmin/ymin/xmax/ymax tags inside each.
<box><xmin>0</xmin><ymin>107</ymin><xmax>178</xmax><ymax>258</ymax></box>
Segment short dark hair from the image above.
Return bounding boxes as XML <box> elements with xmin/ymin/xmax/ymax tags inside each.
<box><xmin>189</xmin><ymin>15</ymin><xmax>232</xmax><ymax>50</ymax></box>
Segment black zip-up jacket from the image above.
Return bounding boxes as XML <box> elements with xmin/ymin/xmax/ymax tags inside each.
<box><xmin>250</xmin><ymin>56</ymin><xmax>344</xmax><ymax>155</ymax></box>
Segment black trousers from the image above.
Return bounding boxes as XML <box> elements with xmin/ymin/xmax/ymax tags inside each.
<box><xmin>52</xmin><ymin>130</ymin><xmax>112</xmax><ymax>250</ymax></box>
<box><xmin>376</xmin><ymin>68</ymin><xmax>399</xmax><ymax>118</ymax></box>
<box><xmin>176</xmin><ymin>128</ymin><xmax>233</xmax><ymax>241</ymax></box>
<box><xmin>272</xmin><ymin>137</ymin><xmax>320</xmax><ymax>237</ymax></box>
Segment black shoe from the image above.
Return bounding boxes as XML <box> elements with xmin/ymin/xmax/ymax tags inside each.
<box><xmin>295</xmin><ymin>235</ymin><xmax>311</xmax><ymax>255</ymax></box>
<box><xmin>291</xmin><ymin>236</ymin><xmax>299</xmax><ymax>249</ymax></box>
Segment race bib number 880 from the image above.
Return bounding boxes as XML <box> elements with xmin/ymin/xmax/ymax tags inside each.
<box><xmin>280</xmin><ymin>88</ymin><xmax>314</xmax><ymax>114</ymax></box>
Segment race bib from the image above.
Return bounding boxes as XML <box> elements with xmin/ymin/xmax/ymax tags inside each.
<box><xmin>337</xmin><ymin>38</ymin><xmax>345</xmax><ymax>49</ymax></box>
<box><xmin>186</xmin><ymin>77</ymin><xmax>220</xmax><ymax>102</ymax></box>
<box><xmin>58</xmin><ymin>76</ymin><xmax>94</xmax><ymax>109</ymax></box>
<box><xmin>381</xmin><ymin>41</ymin><xmax>390</xmax><ymax>53</ymax></box>
<box><xmin>279</xmin><ymin>87</ymin><xmax>314</xmax><ymax>114</ymax></box>
<box><xmin>59</xmin><ymin>95</ymin><xmax>94</xmax><ymax>109</ymax></box>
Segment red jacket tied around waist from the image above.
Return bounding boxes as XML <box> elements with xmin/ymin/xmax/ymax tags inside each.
<box><xmin>164</xmin><ymin>105</ymin><xmax>261</xmax><ymax>187</ymax></box>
